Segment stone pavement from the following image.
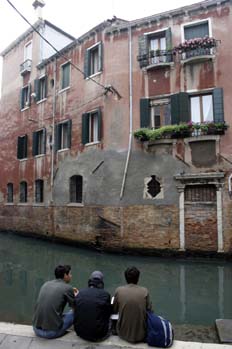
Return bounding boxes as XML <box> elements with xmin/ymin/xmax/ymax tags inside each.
<box><xmin>0</xmin><ymin>323</ymin><xmax>231</xmax><ymax>349</ymax></box>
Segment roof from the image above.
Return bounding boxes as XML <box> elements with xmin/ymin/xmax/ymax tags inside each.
<box><xmin>1</xmin><ymin>19</ymin><xmax>75</xmax><ymax>57</ymax></box>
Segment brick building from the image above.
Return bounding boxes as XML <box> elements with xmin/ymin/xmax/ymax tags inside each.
<box><xmin>0</xmin><ymin>0</ymin><xmax>232</xmax><ymax>254</ymax></box>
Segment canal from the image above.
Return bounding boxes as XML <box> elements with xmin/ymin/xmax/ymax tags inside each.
<box><xmin>0</xmin><ymin>232</ymin><xmax>231</xmax><ymax>326</ymax></box>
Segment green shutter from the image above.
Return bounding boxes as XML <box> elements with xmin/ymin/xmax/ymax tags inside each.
<box><xmin>165</xmin><ymin>28</ymin><xmax>172</xmax><ymax>50</ymax></box>
<box><xmin>138</xmin><ymin>35</ymin><xmax>148</xmax><ymax>68</ymax></box>
<box><xmin>84</xmin><ymin>50</ymin><xmax>90</xmax><ymax>78</ymax></box>
<box><xmin>213</xmin><ymin>88</ymin><xmax>224</xmax><ymax>123</ymax></box>
<box><xmin>44</xmin><ymin>75</ymin><xmax>48</xmax><ymax>98</ymax></box>
<box><xmin>32</xmin><ymin>131</ymin><xmax>38</xmax><ymax>156</ymax></box>
<box><xmin>54</xmin><ymin>124</ymin><xmax>59</xmax><ymax>152</ymax></box>
<box><xmin>140</xmin><ymin>98</ymin><xmax>150</xmax><ymax>128</ymax></box>
<box><xmin>82</xmin><ymin>113</ymin><xmax>89</xmax><ymax>145</ymax></box>
<box><xmin>98</xmin><ymin>42</ymin><xmax>103</xmax><ymax>72</ymax></box>
<box><xmin>34</xmin><ymin>79</ymin><xmax>40</xmax><ymax>102</ymax></box>
<box><xmin>43</xmin><ymin>128</ymin><xmax>46</xmax><ymax>154</ymax></box>
<box><xmin>67</xmin><ymin>120</ymin><xmax>72</xmax><ymax>148</ymax></box>
<box><xmin>24</xmin><ymin>134</ymin><xmax>28</xmax><ymax>158</ymax></box>
<box><xmin>97</xmin><ymin>108</ymin><xmax>102</xmax><ymax>141</ymax></box>
<box><xmin>17</xmin><ymin>137</ymin><xmax>22</xmax><ymax>159</ymax></box>
<box><xmin>27</xmin><ymin>84</ymin><xmax>31</xmax><ymax>106</ymax></box>
<box><xmin>171</xmin><ymin>92</ymin><xmax>190</xmax><ymax>124</ymax></box>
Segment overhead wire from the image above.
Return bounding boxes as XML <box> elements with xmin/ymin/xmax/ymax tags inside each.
<box><xmin>5</xmin><ymin>0</ymin><xmax>115</xmax><ymax>92</ymax></box>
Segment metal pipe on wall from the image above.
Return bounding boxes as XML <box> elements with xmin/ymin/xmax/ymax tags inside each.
<box><xmin>120</xmin><ymin>26</ymin><xmax>133</xmax><ymax>200</ymax></box>
<box><xmin>50</xmin><ymin>57</ymin><xmax>57</xmax><ymax>203</ymax></box>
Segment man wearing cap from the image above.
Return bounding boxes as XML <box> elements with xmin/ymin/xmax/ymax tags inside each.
<box><xmin>74</xmin><ymin>270</ymin><xmax>112</xmax><ymax>341</ymax></box>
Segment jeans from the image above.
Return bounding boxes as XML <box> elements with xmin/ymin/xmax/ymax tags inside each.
<box><xmin>33</xmin><ymin>310</ymin><xmax>74</xmax><ymax>339</ymax></box>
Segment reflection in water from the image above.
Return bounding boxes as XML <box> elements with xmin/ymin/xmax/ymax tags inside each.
<box><xmin>0</xmin><ymin>232</ymin><xmax>231</xmax><ymax>325</ymax></box>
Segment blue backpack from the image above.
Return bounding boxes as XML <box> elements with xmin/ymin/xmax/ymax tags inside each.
<box><xmin>146</xmin><ymin>311</ymin><xmax>174</xmax><ymax>347</ymax></box>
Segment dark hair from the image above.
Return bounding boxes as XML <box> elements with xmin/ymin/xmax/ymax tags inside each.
<box><xmin>125</xmin><ymin>266</ymin><xmax>140</xmax><ymax>284</ymax></box>
<box><xmin>54</xmin><ymin>265</ymin><xmax>71</xmax><ymax>279</ymax></box>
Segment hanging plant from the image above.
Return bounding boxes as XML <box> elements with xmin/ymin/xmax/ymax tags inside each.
<box><xmin>173</xmin><ymin>36</ymin><xmax>217</xmax><ymax>54</ymax></box>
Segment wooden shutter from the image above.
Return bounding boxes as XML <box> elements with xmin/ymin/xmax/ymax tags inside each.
<box><xmin>32</xmin><ymin>131</ymin><xmax>38</xmax><ymax>156</ymax></box>
<box><xmin>34</xmin><ymin>79</ymin><xmax>40</xmax><ymax>102</ymax></box>
<box><xmin>67</xmin><ymin>120</ymin><xmax>72</xmax><ymax>148</ymax></box>
<box><xmin>17</xmin><ymin>137</ymin><xmax>23</xmax><ymax>159</ymax></box>
<box><xmin>140</xmin><ymin>98</ymin><xmax>150</xmax><ymax>128</ymax></box>
<box><xmin>97</xmin><ymin>108</ymin><xmax>102</xmax><ymax>141</ymax></box>
<box><xmin>27</xmin><ymin>84</ymin><xmax>31</xmax><ymax>106</ymax></box>
<box><xmin>44</xmin><ymin>75</ymin><xmax>48</xmax><ymax>98</ymax></box>
<box><xmin>20</xmin><ymin>89</ymin><xmax>24</xmax><ymax>110</ymax></box>
<box><xmin>171</xmin><ymin>92</ymin><xmax>190</xmax><ymax>124</ymax></box>
<box><xmin>24</xmin><ymin>135</ymin><xmax>28</xmax><ymax>158</ymax></box>
<box><xmin>138</xmin><ymin>35</ymin><xmax>148</xmax><ymax>68</ymax></box>
<box><xmin>165</xmin><ymin>28</ymin><xmax>172</xmax><ymax>63</ymax></box>
<box><xmin>98</xmin><ymin>42</ymin><xmax>103</xmax><ymax>72</ymax></box>
<box><xmin>213</xmin><ymin>88</ymin><xmax>224</xmax><ymax>123</ymax></box>
<box><xmin>54</xmin><ymin>124</ymin><xmax>60</xmax><ymax>152</ymax></box>
<box><xmin>82</xmin><ymin>113</ymin><xmax>89</xmax><ymax>144</ymax></box>
<box><xmin>42</xmin><ymin>128</ymin><xmax>46</xmax><ymax>154</ymax></box>
<box><xmin>184</xmin><ymin>22</ymin><xmax>209</xmax><ymax>40</ymax></box>
<box><xmin>84</xmin><ymin>50</ymin><xmax>91</xmax><ymax>78</ymax></box>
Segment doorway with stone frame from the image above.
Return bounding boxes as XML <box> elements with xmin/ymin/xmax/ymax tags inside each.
<box><xmin>175</xmin><ymin>173</ymin><xmax>224</xmax><ymax>253</ymax></box>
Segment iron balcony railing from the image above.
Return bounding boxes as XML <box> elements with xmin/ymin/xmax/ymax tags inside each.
<box><xmin>180</xmin><ymin>46</ymin><xmax>217</xmax><ymax>60</ymax></box>
<box><xmin>137</xmin><ymin>49</ymin><xmax>173</xmax><ymax>68</ymax></box>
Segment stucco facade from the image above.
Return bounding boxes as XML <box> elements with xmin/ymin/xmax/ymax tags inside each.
<box><xmin>0</xmin><ymin>0</ymin><xmax>232</xmax><ymax>255</ymax></box>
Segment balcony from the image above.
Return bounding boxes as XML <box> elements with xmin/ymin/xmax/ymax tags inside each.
<box><xmin>173</xmin><ymin>37</ymin><xmax>219</xmax><ymax>65</ymax></box>
<box><xmin>20</xmin><ymin>59</ymin><xmax>32</xmax><ymax>76</ymax></box>
<box><xmin>137</xmin><ymin>50</ymin><xmax>174</xmax><ymax>69</ymax></box>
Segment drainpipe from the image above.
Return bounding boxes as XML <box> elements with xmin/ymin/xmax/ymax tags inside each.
<box><xmin>50</xmin><ymin>57</ymin><xmax>57</xmax><ymax>203</ymax></box>
<box><xmin>120</xmin><ymin>26</ymin><xmax>133</xmax><ymax>200</ymax></box>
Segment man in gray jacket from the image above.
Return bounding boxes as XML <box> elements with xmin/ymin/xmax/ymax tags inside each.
<box><xmin>113</xmin><ymin>266</ymin><xmax>152</xmax><ymax>343</ymax></box>
<box><xmin>33</xmin><ymin>265</ymin><xmax>77</xmax><ymax>339</ymax></box>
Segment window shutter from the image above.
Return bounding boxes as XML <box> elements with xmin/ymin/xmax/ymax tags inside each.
<box><xmin>82</xmin><ymin>113</ymin><xmax>89</xmax><ymax>145</ymax></box>
<box><xmin>84</xmin><ymin>50</ymin><xmax>90</xmax><ymax>78</ymax></box>
<box><xmin>24</xmin><ymin>134</ymin><xmax>28</xmax><ymax>158</ymax></box>
<box><xmin>140</xmin><ymin>98</ymin><xmax>150</xmax><ymax>128</ymax></box>
<box><xmin>165</xmin><ymin>28</ymin><xmax>172</xmax><ymax>50</ymax></box>
<box><xmin>54</xmin><ymin>124</ymin><xmax>60</xmax><ymax>152</ymax></box>
<box><xmin>27</xmin><ymin>84</ymin><xmax>31</xmax><ymax>106</ymax></box>
<box><xmin>138</xmin><ymin>35</ymin><xmax>148</xmax><ymax>68</ymax></box>
<box><xmin>97</xmin><ymin>108</ymin><xmax>102</xmax><ymax>141</ymax></box>
<box><xmin>213</xmin><ymin>88</ymin><xmax>224</xmax><ymax>123</ymax></box>
<box><xmin>32</xmin><ymin>131</ymin><xmax>38</xmax><ymax>156</ymax></box>
<box><xmin>184</xmin><ymin>22</ymin><xmax>209</xmax><ymax>40</ymax></box>
<box><xmin>43</xmin><ymin>128</ymin><xmax>46</xmax><ymax>154</ymax></box>
<box><xmin>164</xmin><ymin>104</ymin><xmax>171</xmax><ymax>125</ymax></box>
<box><xmin>67</xmin><ymin>119</ymin><xmax>72</xmax><ymax>148</ymax></box>
<box><xmin>20</xmin><ymin>89</ymin><xmax>24</xmax><ymax>110</ymax></box>
<box><xmin>171</xmin><ymin>93</ymin><xmax>190</xmax><ymax>124</ymax></box>
<box><xmin>17</xmin><ymin>137</ymin><xmax>22</xmax><ymax>159</ymax></box>
<box><xmin>98</xmin><ymin>42</ymin><xmax>103</xmax><ymax>72</ymax></box>
<box><xmin>44</xmin><ymin>75</ymin><xmax>48</xmax><ymax>98</ymax></box>
<box><xmin>34</xmin><ymin>79</ymin><xmax>40</xmax><ymax>102</ymax></box>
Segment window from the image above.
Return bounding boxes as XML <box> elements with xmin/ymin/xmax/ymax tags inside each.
<box><xmin>185</xmin><ymin>185</ymin><xmax>216</xmax><ymax>202</ymax></box>
<box><xmin>144</xmin><ymin>175</ymin><xmax>163</xmax><ymax>199</ymax></box>
<box><xmin>35</xmin><ymin>76</ymin><xmax>47</xmax><ymax>101</ymax></box>
<box><xmin>19</xmin><ymin>181</ymin><xmax>27</xmax><ymax>203</ymax></box>
<box><xmin>170</xmin><ymin>88</ymin><xmax>224</xmax><ymax>125</ymax></box>
<box><xmin>20</xmin><ymin>84</ymin><xmax>31</xmax><ymax>110</ymax></box>
<box><xmin>70</xmin><ymin>175</ymin><xmax>83</xmax><ymax>203</ymax></box>
<box><xmin>190</xmin><ymin>95</ymin><xmax>213</xmax><ymax>123</ymax></box>
<box><xmin>82</xmin><ymin>109</ymin><xmax>101</xmax><ymax>145</ymax></box>
<box><xmin>35</xmin><ymin>179</ymin><xmax>44</xmax><ymax>203</ymax></box>
<box><xmin>32</xmin><ymin>128</ymin><xmax>46</xmax><ymax>156</ymax></box>
<box><xmin>7</xmin><ymin>183</ymin><xmax>13</xmax><ymax>203</ymax></box>
<box><xmin>61</xmin><ymin>62</ymin><xmax>70</xmax><ymax>90</ymax></box>
<box><xmin>184</xmin><ymin>21</ymin><xmax>209</xmax><ymax>40</ymax></box>
<box><xmin>17</xmin><ymin>135</ymin><xmax>28</xmax><ymax>159</ymax></box>
<box><xmin>140</xmin><ymin>99</ymin><xmax>171</xmax><ymax>128</ymax></box>
<box><xmin>84</xmin><ymin>42</ymin><xmax>102</xmax><ymax>78</ymax></box>
<box><xmin>55</xmin><ymin>120</ymin><xmax>72</xmax><ymax>151</ymax></box>
<box><xmin>138</xmin><ymin>28</ymin><xmax>172</xmax><ymax>68</ymax></box>
<box><xmin>24</xmin><ymin>41</ymin><xmax>32</xmax><ymax>61</ymax></box>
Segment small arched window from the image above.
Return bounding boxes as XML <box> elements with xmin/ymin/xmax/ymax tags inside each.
<box><xmin>35</xmin><ymin>179</ymin><xmax>44</xmax><ymax>203</ymax></box>
<box><xmin>20</xmin><ymin>181</ymin><xmax>27</xmax><ymax>203</ymax></box>
<box><xmin>7</xmin><ymin>183</ymin><xmax>14</xmax><ymax>203</ymax></box>
<box><xmin>70</xmin><ymin>175</ymin><xmax>83</xmax><ymax>203</ymax></box>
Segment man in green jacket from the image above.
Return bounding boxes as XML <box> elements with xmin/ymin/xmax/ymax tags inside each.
<box><xmin>113</xmin><ymin>266</ymin><xmax>152</xmax><ymax>343</ymax></box>
<box><xmin>33</xmin><ymin>265</ymin><xmax>77</xmax><ymax>339</ymax></box>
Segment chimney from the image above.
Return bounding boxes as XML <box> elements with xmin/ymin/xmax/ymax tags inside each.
<box><xmin>32</xmin><ymin>0</ymin><xmax>45</xmax><ymax>20</ymax></box>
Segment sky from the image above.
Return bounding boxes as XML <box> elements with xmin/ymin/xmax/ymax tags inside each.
<box><xmin>0</xmin><ymin>0</ymin><xmax>202</xmax><ymax>85</ymax></box>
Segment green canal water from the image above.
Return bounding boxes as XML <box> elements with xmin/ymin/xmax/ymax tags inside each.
<box><xmin>0</xmin><ymin>232</ymin><xmax>231</xmax><ymax>326</ymax></box>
